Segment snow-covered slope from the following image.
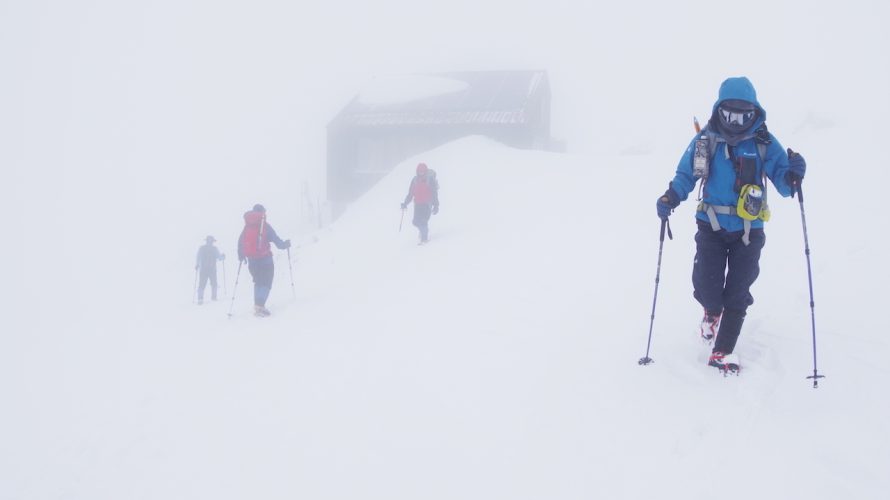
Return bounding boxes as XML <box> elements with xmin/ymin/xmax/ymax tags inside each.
<box><xmin>4</xmin><ymin>1</ymin><xmax>890</xmax><ymax>498</ymax></box>
<box><xmin>4</xmin><ymin>134</ymin><xmax>888</xmax><ymax>500</ymax></box>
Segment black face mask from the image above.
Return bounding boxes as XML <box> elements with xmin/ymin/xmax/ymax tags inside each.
<box><xmin>717</xmin><ymin>99</ymin><xmax>758</xmax><ymax>134</ymax></box>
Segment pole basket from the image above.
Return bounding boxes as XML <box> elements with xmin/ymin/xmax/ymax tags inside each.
<box><xmin>807</xmin><ymin>373</ymin><xmax>825</xmax><ymax>389</ymax></box>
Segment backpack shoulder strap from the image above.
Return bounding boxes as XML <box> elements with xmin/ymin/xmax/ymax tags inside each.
<box><xmin>694</xmin><ymin>126</ymin><xmax>721</xmax><ymax>200</ymax></box>
<box><xmin>757</xmin><ymin>142</ymin><xmax>767</xmax><ymax>161</ymax></box>
<box><xmin>754</xmin><ymin>122</ymin><xmax>771</xmax><ymax>188</ymax></box>
<box><xmin>429</xmin><ymin>169</ymin><xmax>438</xmax><ymax>188</ymax></box>
<box><xmin>754</xmin><ymin>123</ymin><xmax>771</xmax><ymax>161</ymax></box>
<box><xmin>702</xmin><ymin>126</ymin><xmax>720</xmax><ymax>160</ymax></box>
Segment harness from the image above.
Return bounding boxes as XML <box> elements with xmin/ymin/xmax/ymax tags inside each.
<box><xmin>694</xmin><ymin>126</ymin><xmax>770</xmax><ymax>245</ymax></box>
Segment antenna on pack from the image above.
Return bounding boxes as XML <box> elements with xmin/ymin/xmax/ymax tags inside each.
<box><xmin>692</xmin><ymin>116</ymin><xmax>708</xmax><ymax>201</ymax></box>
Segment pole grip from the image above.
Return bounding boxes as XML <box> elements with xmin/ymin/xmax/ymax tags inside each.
<box><xmin>788</xmin><ymin>148</ymin><xmax>804</xmax><ymax>202</ymax></box>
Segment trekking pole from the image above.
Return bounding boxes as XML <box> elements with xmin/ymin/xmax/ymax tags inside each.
<box><xmin>227</xmin><ymin>260</ymin><xmax>243</xmax><ymax>318</ymax></box>
<box><xmin>287</xmin><ymin>247</ymin><xmax>296</xmax><ymax>299</ymax></box>
<box><xmin>399</xmin><ymin>207</ymin><xmax>406</xmax><ymax>232</ymax></box>
<box><xmin>192</xmin><ymin>267</ymin><xmax>199</xmax><ymax>303</ymax></box>
<box><xmin>222</xmin><ymin>259</ymin><xmax>228</xmax><ymax>298</ymax></box>
<box><xmin>639</xmin><ymin>218</ymin><xmax>672</xmax><ymax>366</ymax></box>
<box><xmin>794</xmin><ymin>179</ymin><xmax>825</xmax><ymax>388</ymax></box>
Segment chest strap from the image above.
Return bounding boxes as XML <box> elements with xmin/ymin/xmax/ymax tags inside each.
<box><xmin>697</xmin><ymin>202</ymin><xmax>753</xmax><ymax>246</ymax></box>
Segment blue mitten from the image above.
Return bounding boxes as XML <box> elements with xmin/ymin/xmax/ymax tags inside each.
<box><xmin>786</xmin><ymin>148</ymin><xmax>806</xmax><ymax>186</ymax></box>
<box><xmin>656</xmin><ymin>185</ymin><xmax>680</xmax><ymax>220</ymax></box>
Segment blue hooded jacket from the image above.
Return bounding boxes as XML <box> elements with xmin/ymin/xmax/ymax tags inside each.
<box><xmin>668</xmin><ymin>77</ymin><xmax>796</xmax><ymax>232</ymax></box>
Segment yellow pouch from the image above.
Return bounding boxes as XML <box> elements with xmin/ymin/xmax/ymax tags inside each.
<box><xmin>737</xmin><ymin>184</ymin><xmax>763</xmax><ymax>221</ymax></box>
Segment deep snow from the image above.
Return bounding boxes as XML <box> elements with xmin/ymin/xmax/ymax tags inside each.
<box><xmin>4</xmin><ymin>134</ymin><xmax>890</xmax><ymax>499</ymax></box>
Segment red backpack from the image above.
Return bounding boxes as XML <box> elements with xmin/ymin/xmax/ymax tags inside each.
<box><xmin>412</xmin><ymin>169</ymin><xmax>437</xmax><ymax>204</ymax></box>
<box><xmin>241</xmin><ymin>211</ymin><xmax>270</xmax><ymax>258</ymax></box>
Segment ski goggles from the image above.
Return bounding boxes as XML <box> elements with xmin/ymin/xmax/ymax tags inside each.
<box><xmin>718</xmin><ymin>100</ymin><xmax>757</xmax><ymax>129</ymax></box>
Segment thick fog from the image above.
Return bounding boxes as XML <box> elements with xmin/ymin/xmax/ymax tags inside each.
<box><xmin>2</xmin><ymin>1</ymin><xmax>889</xmax><ymax>499</ymax></box>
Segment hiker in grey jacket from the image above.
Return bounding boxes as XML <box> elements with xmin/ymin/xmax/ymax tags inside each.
<box><xmin>195</xmin><ymin>235</ymin><xmax>225</xmax><ymax>304</ymax></box>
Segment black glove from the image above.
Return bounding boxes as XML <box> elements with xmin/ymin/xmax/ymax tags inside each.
<box><xmin>400</xmin><ymin>202</ymin><xmax>408</xmax><ymax>210</ymax></box>
<box><xmin>656</xmin><ymin>185</ymin><xmax>681</xmax><ymax>220</ymax></box>
<box><xmin>785</xmin><ymin>148</ymin><xmax>806</xmax><ymax>187</ymax></box>
<box><xmin>283</xmin><ymin>239</ymin><xmax>292</xmax><ymax>249</ymax></box>
<box><xmin>432</xmin><ymin>204</ymin><xmax>439</xmax><ymax>215</ymax></box>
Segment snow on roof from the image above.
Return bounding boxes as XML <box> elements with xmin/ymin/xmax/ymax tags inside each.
<box><xmin>332</xmin><ymin>70</ymin><xmax>549</xmax><ymax>127</ymax></box>
<box><xmin>356</xmin><ymin>75</ymin><xmax>470</xmax><ymax>107</ymax></box>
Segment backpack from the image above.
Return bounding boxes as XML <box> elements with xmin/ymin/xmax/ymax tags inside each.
<box><xmin>411</xmin><ymin>169</ymin><xmax>439</xmax><ymax>204</ymax></box>
<box><xmin>241</xmin><ymin>211</ymin><xmax>269</xmax><ymax>259</ymax></box>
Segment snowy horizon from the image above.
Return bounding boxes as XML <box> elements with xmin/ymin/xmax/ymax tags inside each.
<box><xmin>2</xmin><ymin>1</ymin><xmax>889</xmax><ymax>499</ymax></box>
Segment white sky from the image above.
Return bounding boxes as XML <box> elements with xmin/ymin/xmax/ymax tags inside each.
<box><xmin>1</xmin><ymin>1</ymin><xmax>889</xmax><ymax>498</ymax></box>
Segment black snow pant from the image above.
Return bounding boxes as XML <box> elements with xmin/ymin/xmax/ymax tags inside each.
<box><xmin>247</xmin><ymin>255</ymin><xmax>274</xmax><ymax>307</ymax></box>
<box><xmin>197</xmin><ymin>267</ymin><xmax>218</xmax><ymax>301</ymax></box>
<box><xmin>691</xmin><ymin>222</ymin><xmax>765</xmax><ymax>354</ymax></box>
<box><xmin>413</xmin><ymin>203</ymin><xmax>433</xmax><ymax>241</ymax></box>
